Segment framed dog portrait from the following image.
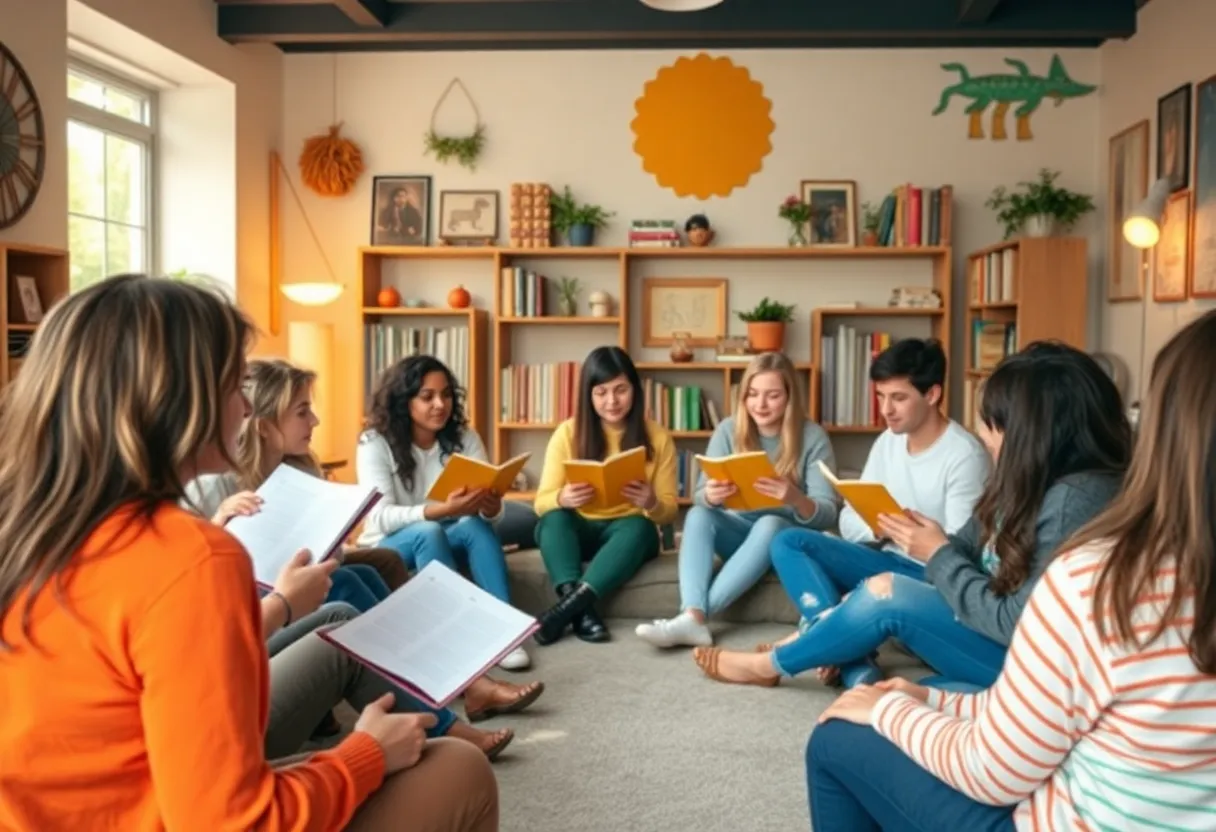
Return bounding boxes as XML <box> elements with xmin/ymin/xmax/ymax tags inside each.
<box><xmin>438</xmin><ymin>190</ymin><xmax>499</xmax><ymax>243</ymax></box>
<box><xmin>370</xmin><ymin>175</ymin><xmax>431</xmax><ymax>246</ymax></box>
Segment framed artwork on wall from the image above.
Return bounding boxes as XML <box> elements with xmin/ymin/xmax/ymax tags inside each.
<box><xmin>800</xmin><ymin>179</ymin><xmax>857</xmax><ymax>247</ymax></box>
<box><xmin>641</xmin><ymin>277</ymin><xmax>727</xmax><ymax>347</ymax></box>
<box><xmin>1152</xmin><ymin>190</ymin><xmax>1190</xmax><ymax>302</ymax></box>
<box><xmin>1157</xmin><ymin>83</ymin><xmax>1192</xmax><ymax>193</ymax></box>
<box><xmin>1107</xmin><ymin>120</ymin><xmax>1149</xmax><ymax>302</ymax></box>
<box><xmin>438</xmin><ymin>190</ymin><xmax>499</xmax><ymax>243</ymax></box>
<box><xmin>370</xmin><ymin>175</ymin><xmax>431</xmax><ymax>246</ymax></box>
<box><xmin>1190</xmin><ymin>75</ymin><xmax>1216</xmax><ymax>298</ymax></box>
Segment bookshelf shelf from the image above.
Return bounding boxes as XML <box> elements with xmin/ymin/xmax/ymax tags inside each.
<box><xmin>498</xmin><ymin>316</ymin><xmax>620</xmax><ymax>326</ymax></box>
<box><xmin>819</xmin><ymin>307</ymin><xmax>945</xmax><ymax>318</ymax></box>
<box><xmin>1</xmin><ymin>243</ymin><xmax>68</xmax><ymax>387</ymax></box>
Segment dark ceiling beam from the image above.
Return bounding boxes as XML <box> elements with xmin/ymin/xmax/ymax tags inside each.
<box><xmin>215</xmin><ymin>0</ymin><xmax>1138</xmax><ymax>50</ymax></box>
<box><xmin>332</xmin><ymin>0</ymin><xmax>391</xmax><ymax>27</ymax></box>
<box><xmin>958</xmin><ymin>0</ymin><xmax>1003</xmax><ymax>24</ymax></box>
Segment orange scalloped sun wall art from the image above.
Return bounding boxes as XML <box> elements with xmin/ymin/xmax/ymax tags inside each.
<box><xmin>631</xmin><ymin>53</ymin><xmax>774</xmax><ymax>200</ymax></box>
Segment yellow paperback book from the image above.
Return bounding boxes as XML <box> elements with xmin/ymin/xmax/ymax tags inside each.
<box><xmin>694</xmin><ymin>451</ymin><xmax>783</xmax><ymax>511</ymax></box>
<box><xmin>563</xmin><ymin>446</ymin><xmax>647</xmax><ymax>510</ymax></box>
<box><xmin>426</xmin><ymin>452</ymin><xmax>531</xmax><ymax>502</ymax></box>
<box><xmin>816</xmin><ymin>460</ymin><xmax>905</xmax><ymax>536</ymax></box>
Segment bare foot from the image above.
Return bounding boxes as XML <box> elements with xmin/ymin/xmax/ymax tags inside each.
<box><xmin>816</xmin><ymin>666</ymin><xmax>842</xmax><ymax>687</ymax></box>
<box><xmin>693</xmin><ymin>646</ymin><xmax>781</xmax><ymax>687</ymax></box>
<box><xmin>447</xmin><ymin>721</ymin><xmax>515</xmax><ymax>761</ymax></box>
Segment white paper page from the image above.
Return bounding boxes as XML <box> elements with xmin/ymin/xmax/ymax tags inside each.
<box><xmin>324</xmin><ymin>562</ymin><xmax>537</xmax><ymax>704</ymax></box>
<box><xmin>225</xmin><ymin>464</ymin><xmax>378</xmax><ymax>586</ymax></box>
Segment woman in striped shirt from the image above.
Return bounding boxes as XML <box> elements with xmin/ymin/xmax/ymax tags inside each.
<box><xmin>806</xmin><ymin>308</ymin><xmax>1216</xmax><ymax>831</ymax></box>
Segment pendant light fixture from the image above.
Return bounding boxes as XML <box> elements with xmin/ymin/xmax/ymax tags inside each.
<box><xmin>639</xmin><ymin>0</ymin><xmax>725</xmax><ymax>10</ymax></box>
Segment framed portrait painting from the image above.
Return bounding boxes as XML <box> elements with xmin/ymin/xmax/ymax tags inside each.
<box><xmin>438</xmin><ymin>190</ymin><xmax>499</xmax><ymax>243</ymax></box>
<box><xmin>1108</xmin><ymin>121</ymin><xmax>1149</xmax><ymax>302</ymax></box>
<box><xmin>1153</xmin><ymin>190</ymin><xmax>1190</xmax><ymax>302</ymax></box>
<box><xmin>370</xmin><ymin>175</ymin><xmax>431</xmax><ymax>246</ymax></box>
<box><xmin>1157</xmin><ymin>83</ymin><xmax>1192</xmax><ymax>193</ymax></box>
<box><xmin>800</xmin><ymin>179</ymin><xmax>857</xmax><ymax>247</ymax></box>
<box><xmin>1190</xmin><ymin>75</ymin><xmax>1216</xmax><ymax>299</ymax></box>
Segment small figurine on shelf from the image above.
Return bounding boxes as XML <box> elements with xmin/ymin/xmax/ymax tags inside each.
<box><xmin>684</xmin><ymin>214</ymin><xmax>715</xmax><ymax>247</ymax></box>
<box><xmin>669</xmin><ymin>331</ymin><xmax>694</xmax><ymax>363</ymax></box>
<box><xmin>556</xmin><ymin>277</ymin><xmax>581</xmax><ymax>316</ymax></box>
<box><xmin>588</xmin><ymin>290</ymin><xmax>612</xmax><ymax>317</ymax></box>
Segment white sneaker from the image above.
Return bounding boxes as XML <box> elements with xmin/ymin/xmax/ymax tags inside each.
<box><xmin>635</xmin><ymin>612</ymin><xmax>713</xmax><ymax>648</ymax></box>
<box><xmin>498</xmin><ymin>645</ymin><xmax>531</xmax><ymax>671</ymax></box>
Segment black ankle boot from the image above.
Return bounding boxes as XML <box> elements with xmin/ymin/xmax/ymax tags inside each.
<box><xmin>534</xmin><ymin>582</ymin><xmax>592</xmax><ymax>646</ymax></box>
<box><xmin>572</xmin><ymin>599</ymin><xmax>611</xmax><ymax>643</ymax></box>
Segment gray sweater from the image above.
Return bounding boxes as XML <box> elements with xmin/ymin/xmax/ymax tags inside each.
<box><xmin>925</xmin><ymin>470</ymin><xmax>1122</xmax><ymax>645</ymax></box>
<box><xmin>693</xmin><ymin>416</ymin><xmax>840</xmax><ymax>529</ymax></box>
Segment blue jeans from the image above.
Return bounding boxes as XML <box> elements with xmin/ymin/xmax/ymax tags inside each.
<box><xmin>327</xmin><ymin>564</ymin><xmax>391</xmax><ymax>613</ymax></box>
<box><xmin>380</xmin><ymin>516</ymin><xmax>510</xmax><ymax>602</ymax></box>
<box><xmin>807</xmin><ymin>720</ymin><xmax>1015</xmax><ymax>831</ymax></box>
<box><xmin>769</xmin><ymin>529</ymin><xmax>1006</xmax><ymax>688</ymax></box>
<box><xmin>678</xmin><ymin>506</ymin><xmax>790</xmax><ymax>615</ymax></box>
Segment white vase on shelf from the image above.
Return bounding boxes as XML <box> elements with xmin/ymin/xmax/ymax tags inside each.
<box><xmin>1022</xmin><ymin>214</ymin><xmax>1057</xmax><ymax>237</ymax></box>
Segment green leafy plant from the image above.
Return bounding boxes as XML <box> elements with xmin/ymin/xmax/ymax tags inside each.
<box><xmin>737</xmin><ymin>296</ymin><xmax>795</xmax><ymax>323</ymax></box>
<box><xmin>985</xmin><ymin>168</ymin><xmax>1095</xmax><ymax>239</ymax></box>
<box><xmin>550</xmin><ymin>186</ymin><xmax>614</xmax><ymax>233</ymax></box>
<box><xmin>861</xmin><ymin>201</ymin><xmax>882</xmax><ymax>233</ymax></box>
<box><xmin>557</xmin><ymin>276</ymin><xmax>581</xmax><ymax>303</ymax></box>
<box><xmin>777</xmin><ymin>195</ymin><xmax>811</xmax><ymax>225</ymax></box>
<box><xmin>423</xmin><ymin>124</ymin><xmax>486</xmax><ymax>170</ymax></box>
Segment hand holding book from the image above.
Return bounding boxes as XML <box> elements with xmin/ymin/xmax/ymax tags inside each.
<box><xmin>875</xmin><ymin>509</ymin><xmax>949</xmax><ymax>562</ymax></box>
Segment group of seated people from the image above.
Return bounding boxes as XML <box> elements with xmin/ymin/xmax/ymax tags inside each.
<box><xmin>1</xmin><ymin>272</ymin><xmax>1214</xmax><ymax>832</ymax></box>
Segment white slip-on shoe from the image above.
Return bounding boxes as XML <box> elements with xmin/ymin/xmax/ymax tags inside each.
<box><xmin>498</xmin><ymin>645</ymin><xmax>531</xmax><ymax>671</ymax></box>
<box><xmin>635</xmin><ymin>612</ymin><xmax>714</xmax><ymax>648</ymax></box>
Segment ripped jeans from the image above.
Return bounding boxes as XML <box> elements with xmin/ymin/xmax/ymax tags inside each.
<box><xmin>768</xmin><ymin>529</ymin><xmax>1006</xmax><ymax>689</ymax></box>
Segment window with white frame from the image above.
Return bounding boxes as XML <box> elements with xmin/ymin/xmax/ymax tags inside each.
<box><xmin>67</xmin><ymin>62</ymin><xmax>155</xmax><ymax>291</ymax></box>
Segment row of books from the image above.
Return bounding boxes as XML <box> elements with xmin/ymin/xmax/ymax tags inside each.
<box><xmin>498</xmin><ymin>361</ymin><xmax>579</xmax><ymax>424</ymax></box>
<box><xmin>819</xmin><ymin>326</ymin><xmax>894</xmax><ymax>428</ymax></box>
<box><xmin>970</xmin><ymin>248</ymin><xmax>1017</xmax><ymax>304</ymax></box>
<box><xmin>972</xmin><ymin>320</ymin><xmax>1017</xmax><ymax>370</ymax></box>
<box><xmin>872</xmin><ymin>184</ymin><xmax>954</xmax><ymax>248</ymax></box>
<box><xmin>364</xmin><ymin>324</ymin><xmax>470</xmax><ymax>396</ymax></box>
<box><xmin>642</xmin><ymin>379</ymin><xmax>723</xmax><ymax>432</ymax></box>
<box><xmin>499</xmin><ymin>266</ymin><xmax>549</xmax><ymax>317</ymax></box>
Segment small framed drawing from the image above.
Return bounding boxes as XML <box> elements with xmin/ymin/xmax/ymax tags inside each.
<box><xmin>370</xmin><ymin>175</ymin><xmax>431</xmax><ymax>246</ymax></box>
<box><xmin>1153</xmin><ymin>191</ymin><xmax>1191</xmax><ymax>302</ymax></box>
<box><xmin>1108</xmin><ymin>120</ymin><xmax>1149</xmax><ymax>302</ymax></box>
<box><xmin>14</xmin><ymin>276</ymin><xmax>43</xmax><ymax>323</ymax></box>
<box><xmin>438</xmin><ymin>190</ymin><xmax>499</xmax><ymax>243</ymax></box>
<box><xmin>641</xmin><ymin>277</ymin><xmax>727</xmax><ymax>347</ymax></box>
<box><xmin>1157</xmin><ymin>83</ymin><xmax>1192</xmax><ymax>193</ymax></box>
<box><xmin>800</xmin><ymin>179</ymin><xmax>857</xmax><ymax>247</ymax></box>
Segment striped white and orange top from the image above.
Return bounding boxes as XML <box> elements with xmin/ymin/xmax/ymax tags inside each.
<box><xmin>872</xmin><ymin>542</ymin><xmax>1216</xmax><ymax>830</ymax></box>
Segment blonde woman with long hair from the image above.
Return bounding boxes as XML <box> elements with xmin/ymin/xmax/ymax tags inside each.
<box><xmin>637</xmin><ymin>352</ymin><xmax>839</xmax><ymax>648</ymax></box>
<box><xmin>0</xmin><ymin>275</ymin><xmax>497</xmax><ymax>830</ymax></box>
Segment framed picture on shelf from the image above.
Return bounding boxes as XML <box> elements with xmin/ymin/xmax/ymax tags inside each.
<box><xmin>370</xmin><ymin>175</ymin><xmax>431</xmax><ymax>246</ymax></box>
<box><xmin>14</xmin><ymin>276</ymin><xmax>42</xmax><ymax>323</ymax></box>
<box><xmin>1107</xmin><ymin>120</ymin><xmax>1149</xmax><ymax>302</ymax></box>
<box><xmin>800</xmin><ymin>179</ymin><xmax>857</xmax><ymax>247</ymax></box>
<box><xmin>1191</xmin><ymin>75</ymin><xmax>1216</xmax><ymax>299</ymax></box>
<box><xmin>1153</xmin><ymin>190</ymin><xmax>1190</xmax><ymax>302</ymax></box>
<box><xmin>641</xmin><ymin>277</ymin><xmax>726</xmax><ymax>347</ymax></box>
<box><xmin>1158</xmin><ymin>83</ymin><xmax>1192</xmax><ymax>193</ymax></box>
<box><xmin>438</xmin><ymin>190</ymin><xmax>499</xmax><ymax>243</ymax></box>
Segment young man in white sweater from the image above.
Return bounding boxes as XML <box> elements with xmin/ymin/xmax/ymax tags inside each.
<box><xmin>766</xmin><ymin>339</ymin><xmax>990</xmax><ymax>687</ymax></box>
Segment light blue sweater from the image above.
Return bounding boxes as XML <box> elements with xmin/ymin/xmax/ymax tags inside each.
<box><xmin>693</xmin><ymin>416</ymin><xmax>840</xmax><ymax>529</ymax></box>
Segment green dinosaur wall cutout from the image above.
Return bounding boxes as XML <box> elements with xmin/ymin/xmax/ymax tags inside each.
<box><xmin>932</xmin><ymin>54</ymin><xmax>1096</xmax><ymax>141</ymax></box>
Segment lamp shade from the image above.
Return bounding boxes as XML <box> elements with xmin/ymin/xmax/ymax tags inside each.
<box><xmin>639</xmin><ymin>0</ymin><xmax>724</xmax><ymax>9</ymax></box>
<box><xmin>1123</xmin><ymin>177</ymin><xmax>1172</xmax><ymax>250</ymax></box>
<box><xmin>281</xmin><ymin>281</ymin><xmax>344</xmax><ymax>306</ymax></box>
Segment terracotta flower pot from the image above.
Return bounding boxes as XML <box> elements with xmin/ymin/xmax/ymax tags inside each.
<box><xmin>747</xmin><ymin>321</ymin><xmax>786</xmax><ymax>353</ymax></box>
<box><xmin>862</xmin><ymin>230</ymin><xmax>879</xmax><ymax>246</ymax></box>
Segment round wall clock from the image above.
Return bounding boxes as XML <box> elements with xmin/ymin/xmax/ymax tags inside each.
<box><xmin>0</xmin><ymin>42</ymin><xmax>45</xmax><ymax>230</ymax></box>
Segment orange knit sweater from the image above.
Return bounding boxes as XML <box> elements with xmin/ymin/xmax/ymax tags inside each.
<box><xmin>0</xmin><ymin>503</ymin><xmax>385</xmax><ymax>831</ymax></box>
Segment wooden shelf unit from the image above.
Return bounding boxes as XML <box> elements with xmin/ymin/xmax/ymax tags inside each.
<box><xmin>962</xmin><ymin>236</ymin><xmax>1088</xmax><ymax>428</ymax></box>
<box><xmin>1</xmin><ymin>243</ymin><xmax>68</xmax><ymax>386</ymax></box>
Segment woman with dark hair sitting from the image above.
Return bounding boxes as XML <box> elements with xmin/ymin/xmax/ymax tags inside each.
<box><xmin>694</xmin><ymin>342</ymin><xmax>1132</xmax><ymax>692</ymax></box>
<box><xmin>531</xmin><ymin>345</ymin><xmax>679</xmax><ymax>645</ymax></box>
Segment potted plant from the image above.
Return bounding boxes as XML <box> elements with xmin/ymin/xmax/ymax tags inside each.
<box><xmin>551</xmin><ymin>186</ymin><xmax>614</xmax><ymax>246</ymax></box>
<box><xmin>985</xmin><ymin>168</ymin><xmax>1095</xmax><ymax>239</ymax></box>
<box><xmin>861</xmin><ymin>201</ymin><xmax>882</xmax><ymax>246</ymax></box>
<box><xmin>736</xmin><ymin>297</ymin><xmax>796</xmax><ymax>352</ymax></box>
<box><xmin>778</xmin><ymin>195</ymin><xmax>812</xmax><ymax>247</ymax></box>
<box><xmin>556</xmin><ymin>276</ymin><xmax>581</xmax><ymax>316</ymax></box>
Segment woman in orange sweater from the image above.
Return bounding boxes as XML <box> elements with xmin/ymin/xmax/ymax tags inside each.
<box><xmin>0</xmin><ymin>274</ymin><xmax>498</xmax><ymax>832</ymax></box>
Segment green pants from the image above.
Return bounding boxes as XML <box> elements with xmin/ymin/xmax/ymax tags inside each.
<box><xmin>535</xmin><ymin>510</ymin><xmax>660</xmax><ymax>597</ymax></box>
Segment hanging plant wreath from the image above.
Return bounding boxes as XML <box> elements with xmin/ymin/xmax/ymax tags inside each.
<box><xmin>299</xmin><ymin>122</ymin><xmax>365</xmax><ymax>197</ymax></box>
<box><xmin>424</xmin><ymin>78</ymin><xmax>486</xmax><ymax>171</ymax></box>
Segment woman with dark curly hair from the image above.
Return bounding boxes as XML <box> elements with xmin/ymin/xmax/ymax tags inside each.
<box><xmin>356</xmin><ymin>355</ymin><xmax>537</xmax><ymax>681</ymax></box>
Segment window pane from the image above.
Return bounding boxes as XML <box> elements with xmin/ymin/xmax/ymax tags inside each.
<box><xmin>68</xmin><ymin>121</ymin><xmax>105</xmax><ymax>218</ymax></box>
<box><xmin>105</xmin><ymin>134</ymin><xmax>145</xmax><ymax>226</ymax></box>
<box><xmin>67</xmin><ymin>71</ymin><xmax>105</xmax><ymax>109</ymax></box>
<box><xmin>106</xmin><ymin>224</ymin><xmax>145</xmax><ymax>276</ymax></box>
<box><xmin>69</xmin><ymin>216</ymin><xmax>106</xmax><ymax>291</ymax></box>
<box><xmin>104</xmin><ymin>86</ymin><xmax>147</xmax><ymax>125</ymax></box>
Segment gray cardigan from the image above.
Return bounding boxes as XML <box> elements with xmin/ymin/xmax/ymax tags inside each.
<box><xmin>924</xmin><ymin>470</ymin><xmax>1122</xmax><ymax>645</ymax></box>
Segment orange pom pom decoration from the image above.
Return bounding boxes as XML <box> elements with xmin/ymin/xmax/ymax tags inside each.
<box><xmin>298</xmin><ymin>123</ymin><xmax>365</xmax><ymax>197</ymax></box>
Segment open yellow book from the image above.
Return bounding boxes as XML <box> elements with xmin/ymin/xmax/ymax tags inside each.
<box><xmin>563</xmin><ymin>445</ymin><xmax>647</xmax><ymax>510</ymax></box>
<box><xmin>817</xmin><ymin>460</ymin><xmax>904</xmax><ymax>536</ymax></box>
<box><xmin>426</xmin><ymin>452</ymin><xmax>531</xmax><ymax>502</ymax></box>
<box><xmin>694</xmin><ymin>451</ymin><xmax>783</xmax><ymax>511</ymax></box>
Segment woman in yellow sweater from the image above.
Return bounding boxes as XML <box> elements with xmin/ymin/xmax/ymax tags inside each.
<box><xmin>532</xmin><ymin>346</ymin><xmax>678</xmax><ymax>645</ymax></box>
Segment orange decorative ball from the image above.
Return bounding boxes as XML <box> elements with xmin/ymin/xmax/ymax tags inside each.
<box><xmin>377</xmin><ymin>287</ymin><xmax>401</xmax><ymax>308</ymax></box>
<box><xmin>448</xmin><ymin>285</ymin><xmax>471</xmax><ymax>309</ymax></box>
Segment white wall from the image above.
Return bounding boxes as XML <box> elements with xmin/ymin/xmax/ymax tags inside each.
<box><xmin>1099</xmin><ymin>0</ymin><xmax>1216</xmax><ymax>400</ymax></box>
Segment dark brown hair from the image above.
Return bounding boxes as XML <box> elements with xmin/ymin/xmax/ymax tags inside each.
<box><xmin>367</xmin><ymin>354</ymin><xmax>467</xmax><ymax>490</ymax></box>
<box><xmin>573</xmin><ymin>346</ymin><xmax>652</xmax><ymax>461</ymax></box>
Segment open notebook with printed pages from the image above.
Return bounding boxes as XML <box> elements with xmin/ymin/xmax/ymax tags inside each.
<box><xmin>816</xmin><ymin>460</ymin><xmax>905</xmax><ymax>538</ymax></box>
<box><xmin>223</xmin><ymin>463</ymin><xmax>382</xmax><ymax>589</ymax></box>
<box><xmin>694</xmin><ymin>451</ymin><xmax>783</xmax><ymax>511</ymax></box>
<box><xmin>425</xmin><ymin>452</ymin><xmax>531</xmax><ymax>503</ymax></box>
<box><xmin>318</xmin><ymin>561</ymin><xmax>539</xmax><ymax>709</ymax></box>
<box><xmin>563</xmin><ymin>445</ymin><xmax>647</xmax><ymax>511</ymax></box>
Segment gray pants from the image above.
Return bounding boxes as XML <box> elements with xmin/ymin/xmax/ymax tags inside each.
<box><xmin>267</xmin><ymin>601</ymin><xmax>358</xmax><ymax>657</ymax></box>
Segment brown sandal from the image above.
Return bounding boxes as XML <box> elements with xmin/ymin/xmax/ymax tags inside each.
<box><xmin>692</xmin><ymin>646</ymin><xmax>780</xmax><ymax>687</ymax></box>
<box><xmin>481</xmin><ymin>728</ymin><xmax>514</xmax><ymax>761</ymax></box>
<box><xmin>754</xmin><ymin>642</ymin><xmax>773</xmax><ymax>653</ymax></box>
<box><xmin>465</xmin><ymin>680</ymin><xmax>545</xmax><ymax>723</ymax></box>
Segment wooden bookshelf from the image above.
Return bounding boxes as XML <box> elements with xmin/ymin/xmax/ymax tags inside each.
<box><xmin>962</xmin><ymin>236</ymin><xmax>1089</xmax><ymax>428</ymax></box>
<box><xmin>1</xmin><ymin>243</ymin><xmax>68</xmax><ymax>386</ymax></box>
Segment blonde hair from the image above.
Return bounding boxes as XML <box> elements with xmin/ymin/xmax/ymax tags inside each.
<box><xmin>235</xmin><ymin>358</ymin><xmax>322</xmax><ymax>490</ymax></box>
<box><xmin>0</xmin><ymin>274</ymin><xmax>251</xmax><ymax>649</ymax></box>
<box><xmin>732</xmin><ymin>352</ymin><xmax>807</xmax><ymax>483</ymax></box>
